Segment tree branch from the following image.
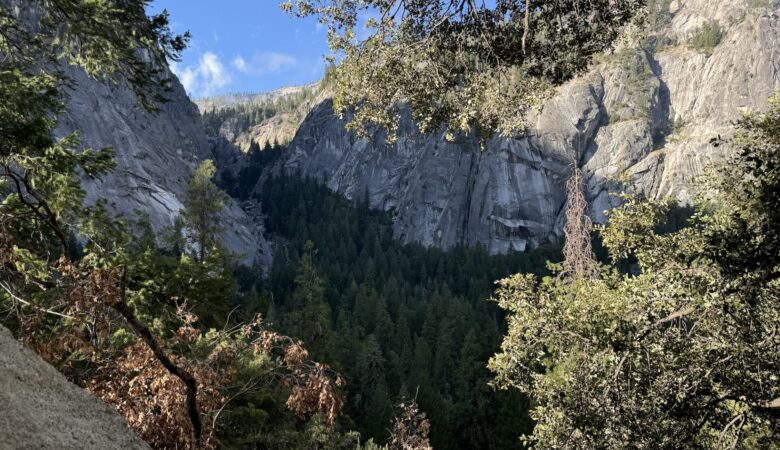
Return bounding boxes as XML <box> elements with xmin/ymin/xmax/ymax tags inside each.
<box><xmin>638</xmin><ymin>307</ymin><xmax>695</xmax><ymax>340</ymax></box>
<box><xmin>1</xmin><ymin>167</ymin><xmax>69</xmax><ymax>255</ymax></box>
<box><xmin>0</xmin><ymin>280</ymin><xmax>77</xmax><ymax>320</ymax></box>
<box><xmin>111</xmin><ymin>266</ymin><xmax>203</xmax><ymax>448</ymax></box>
<box><xmin>754</xmin><ymin>398</ymin><xmax>780</xmax><ymax>418</ymax></box>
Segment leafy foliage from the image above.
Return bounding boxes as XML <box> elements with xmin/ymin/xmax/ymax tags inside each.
<box><xmin>282</xmin><ymin>0</ymin><xmax>645</xmax><ymax>139</ymax></box>
<box><xmin>489</xmin><ymin>95</ymin><xmax>780</xmax><ymax>449</ymax></box>
<box><xmin>0</xmin><ymin>0</ymin><xmax>188</xmax><ymax>109</ymax></box>
<box><xmin>688</xmin><ymin>21</ymin><xmax>724</xmax><ymax>56</ymax></box>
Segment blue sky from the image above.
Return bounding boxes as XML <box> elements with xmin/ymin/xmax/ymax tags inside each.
<box><xmin>147</xmin><ymin>1</ymin><xmax>331</xmax><ymax>99</ymax></box>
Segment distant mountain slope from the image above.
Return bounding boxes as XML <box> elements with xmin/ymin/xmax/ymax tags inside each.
<box><xmin>196</xmin><ymin>82</ymin><xmax>330</xmax><ymax>151</ymax></box>
<box><xmin>196</xmin><ymin>84</ymin><xmax>319</xmax><ymax>112</ymax></box>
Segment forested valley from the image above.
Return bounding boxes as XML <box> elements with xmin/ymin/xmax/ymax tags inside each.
<box><xmin>2</xmin><ymin>0</ymin><xmax>779</xmax><ymax>449</ymax></box>
<box><xmin>218</xmin><ymin>144</ymin><xmax>561</xmax><ymax>448</ymax></box>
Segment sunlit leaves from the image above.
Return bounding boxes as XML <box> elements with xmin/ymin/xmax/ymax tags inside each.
<box><xmin>489</xmin><ymin>95</ymin><xmax>780</xmax><ymax>448</ymax></box>
<box><xmin>2</xmin><ymin>0</ymin><xmax>191</xmax><ymax>109</ymax></box>
<box><xmin>284</xmin><ymin>0</ymin><xmax>645</xmax><ymax>140</ymax></box>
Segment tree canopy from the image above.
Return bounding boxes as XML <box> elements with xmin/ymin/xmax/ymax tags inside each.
<box><xmin>0</xmin><ymin>0</ymin><xmax>188</xmax><ymax>108</ymax></box>
<box><xmin>488</xmin><ymin>95</ymin><xmax>780</xmax><ymax>449</ymax></box>
<box><xmin>282</xmin><ymin>0</ymin><xmax>645</xmax><ymax>139</ymax></box>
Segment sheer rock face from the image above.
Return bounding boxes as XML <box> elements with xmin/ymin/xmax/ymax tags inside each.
<box><xmin>279</xmin><ymin>0</ymin><xmax>780</xmax><ymax>254</ymax></box>
<box><xmin>2</xmin><ymin>0</ymin><xmax>270</xmax><ymax>266</ymax></box>
<box><xmin>0</xmin><ymin>326</ymin><xmax>150</xmax><ymax>449</ymax></box>
<box><xmin>55</xmin><ymin>65</ymin><xmax>272</xmax><ymax>267</ymax></box>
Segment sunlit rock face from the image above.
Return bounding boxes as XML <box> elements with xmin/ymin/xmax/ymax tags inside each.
<box><xmin>277</xmin><ymin>0</ymin><xmax>780</xmax><ymax>253</ymax></box>
<box><xmin>0</xmin><ymin>325</ymin><xmax>151</xmax><ymax>449</ymax></box>
<box><xmin>3</xmin><ymin>0</ymin><xmax>273</xmax><ymax>266</ymax></box>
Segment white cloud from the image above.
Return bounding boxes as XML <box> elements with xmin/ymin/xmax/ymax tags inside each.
<box><xmin>231</xmin><ymin>52</ymin><xmax>299</xmax><ymax>75</ymax></box>
<box><xmin>178</xmin><ymin>66</ymin><xmax>198</xmax><ymax>93</ymax></box>
<box><xmin>200</xmin><ymin>52</ymin><xmax>230</xmax><ymax>88</ymax></box>
<box><xmin>233</xmin><ymin>55</ymin><xmax>249</xmax><ymax>72</ymax></box>
<box><xmin>171</xmin><ymin>52</ymin><xmax>231</xmax><ymax>98</ymax></box>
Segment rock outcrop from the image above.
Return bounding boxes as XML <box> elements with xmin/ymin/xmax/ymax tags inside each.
<box><xmin>274</xmin><ymin>0</ymin><xmax>780</xmax><ymax>253</ymax></box>
<box><xmin>3</xmin><ymin>0</ymin><xmax>270</xmax><ymax>266</ymax></box>
<box><xmin>55</xmin><ymin>65</ymin><xmax>271</xmax><ymax>266</ymax></box>
<box><xmin>0</xmin><ymin>326</ymin><xmax>150</xmax><ymax>449</ymax></box>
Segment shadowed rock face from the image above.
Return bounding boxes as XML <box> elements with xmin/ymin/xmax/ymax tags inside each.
<box><xmin>0</xmin><ymin>326</ymin><xmax>150</xmax><ymax>449</ymax></box>
<box><xmin>54</xmin><ymin>65</ymin><xmax>272</xmax><ymax>267</ymax></box>
<box><xmin>2</xmin><ymin>0</ymin><xmax>272</xmax><ymax>267</ymax></box>
<box><xmin>277</xmin><ymin>0</ymin><xmax>780</xmax><ymax>254</ymax></box>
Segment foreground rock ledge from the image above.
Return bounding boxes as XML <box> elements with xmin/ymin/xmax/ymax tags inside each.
<box><xmin>0</xmin><ymin>326</ymin><xmax>149</xmax><ymax>449</ymax></box>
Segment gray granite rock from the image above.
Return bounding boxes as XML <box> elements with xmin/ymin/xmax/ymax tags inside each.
<box><xmin>2</xmin><ymin>0</ymin><xmax>272</xmax><ymax>267</ymax></box>
<box><xmin>276</xmin><ymin>0</ymin><xmax>780</xmax><ymax>254</ymax></box>
<box><xmin>0</xmin><ymin>326</ymin><xmax>150</xmax><ymax>449</ymax></box>
<box><xmin>55</xmin><ymin>65</ymin><xmax>271</xmax><ymax>266</ymax></box>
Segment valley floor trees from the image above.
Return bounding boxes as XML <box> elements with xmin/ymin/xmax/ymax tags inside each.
<box><xmin>254</xmin><ymin>174</ymin><xmax>559</xmax><ymax>448</ymax></box>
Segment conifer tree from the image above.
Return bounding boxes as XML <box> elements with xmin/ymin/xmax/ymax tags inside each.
<box><xmin>357</xmin><ymin>335</ymin><xmax>392</xmax><ymax>439</ymax></box>
<box><xmin>182</xmin><ymin>159</ymin><xmax>228</xmax><ymax>262</ymax></box>
<box><xmin>286</xmin><ymin>241</ymin><xmax>333</xmax><ymax>356</ymax></box>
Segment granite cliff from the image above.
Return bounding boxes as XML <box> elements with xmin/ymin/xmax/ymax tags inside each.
<box><xmin>56</xmin><ymin>65</ymin><xmax>272</xmax><ymax>266</ymax></box>
<box><xmin>256</xmin><ymin>0</ymin><xmax>780</xmax><ymax>254</ymax></box>
<box><xmin>2</xmin><ymin>0</ymin><xmax>271</xmax><ymax>266</ymax></box>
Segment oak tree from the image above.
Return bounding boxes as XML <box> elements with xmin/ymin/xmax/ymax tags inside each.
<box><xmin>283</xmin><ymin>0</ymin><xmax>645</xmax><ymax>140</ymax></box>
<box><xmin>489</xmin><ymin>96</ymin><xmax>780</xmax><ymax>449</ymax></box>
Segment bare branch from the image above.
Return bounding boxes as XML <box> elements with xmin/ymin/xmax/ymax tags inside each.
<box><xmin>0</xmin><ymin>280</ymin><xmax>77</xmax><ymax>321</ymax></box>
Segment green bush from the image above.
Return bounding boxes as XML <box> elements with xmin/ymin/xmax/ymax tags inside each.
<box><xmin>688</xmin><ymin>22</ymin><xmax>725</xmax><ymax>56</ymax></box>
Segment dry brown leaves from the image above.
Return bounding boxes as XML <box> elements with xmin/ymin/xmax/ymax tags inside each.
<box><xmin>3</xmin><ymin>246</ymin><xmax>346</xmax><ymax>449</ymax></box>
<box><xmin>389</xmin><ymin>399</ymin><xmax>433</xmax><ymax>450</ymax></box>
<box><xmin>86</xmin><ymin>342</ymin><xmax>223</xmax><ymax>450</ymax></box>
<box><xmin>247</xmin><ymin>315</ymin><xmax>346</xmax><ymax>427</ymax></box>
